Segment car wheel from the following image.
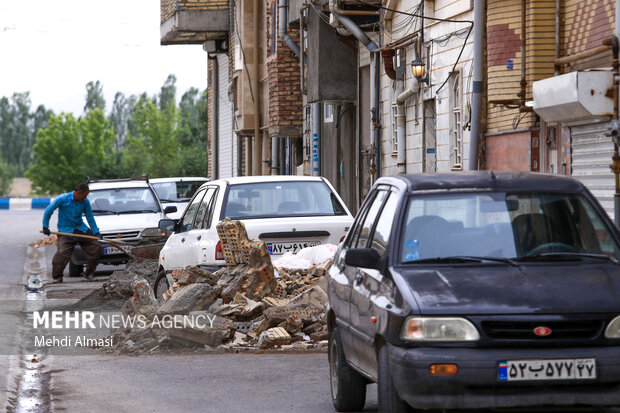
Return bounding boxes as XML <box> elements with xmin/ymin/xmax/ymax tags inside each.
<box><xmin>154</xmin><ymin>269</ymin><xmax>169</xmax><ymax>302</ymax></box>
<box><xmin>68</xmin><ymin>261</ymin><xmax>83</xmax><ymax>277</ymax></box>
<box><xmin>378</xmin><ymin>345</ymin><xmax>413</xmax><ymax>413</ymax></box>
<box><xmin>329</xmin><ymin>326</ymin><xmax>366</xmax><ymax>412</ymax></box>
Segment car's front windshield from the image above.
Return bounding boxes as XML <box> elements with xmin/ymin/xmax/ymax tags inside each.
<box><xmin>89</xmin><ymin>187</ymin><xmax>160</xmax><ymax>214</ymax></box>
<box><xmin>400</xmin><ymin>191</ymin><xmax>620</xmax><ymax>264</ymax></box>
<box><xmin>152</xmin><ymin>181</ymin><xmax>205</xmax><ymax>203</ymax></box>
<box><xmin>223</xmin><ymin>181</ymin><xmax>347</xmax><ymax>219</ymax></box>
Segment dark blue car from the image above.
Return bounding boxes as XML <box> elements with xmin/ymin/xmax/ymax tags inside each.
<box><xmin>328</xmin><ymin>171</ymin><xmax>620</xmax><ymax>412</ymax></box>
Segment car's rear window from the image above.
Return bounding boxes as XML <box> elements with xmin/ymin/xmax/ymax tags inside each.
<box><xmin>152</xmin><ymin>181</ymin><xmax>206</xmax><ymax>203</ymax></box>
<box><xmin>89</xmin><ymin>187</ymin><xmax>160</xmax><ymax>215</ymax></box>
<box><xmin>400</xmin><ymin>191</ymin><xmax>620</xmax><ymax>263</ymax></box>
<box><xmin>223</xmin><ymin>181</ymin><xmax>347</xmax><ymax>219</ymax></box>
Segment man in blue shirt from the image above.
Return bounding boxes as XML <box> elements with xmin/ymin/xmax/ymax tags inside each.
<box><xmin>42</xmin><ymin>182</ymin><xmax>102</xmax><ymax>283</ymax></box>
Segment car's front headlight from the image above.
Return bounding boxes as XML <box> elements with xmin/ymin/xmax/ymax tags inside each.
<box><xmin>400</xmin><ymin>317</ymin><xmax>480</xmax><ymax>342</ymax></box>
<box><xmin>605</xmin><ymin>315</ymin><xmax>620</xmax><ymax>338</ymax></box>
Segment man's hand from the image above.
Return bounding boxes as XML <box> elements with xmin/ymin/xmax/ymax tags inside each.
<box><xmin>95</xmin><ymin>233</ymin><xmax>103</xmax><ymax>240</ymax></box>
<box><xmin>42</xmin><ymin>227</ymin><xmax>51</xmax><ymax>236</ymax></box>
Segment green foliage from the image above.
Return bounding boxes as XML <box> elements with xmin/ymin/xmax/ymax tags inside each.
<box><xmin>124</xmin><ymin>96</ymin><xmax>180</xmax><ymax>178</ymax></box>
<box><xmin>0</xmin><ymin>93</ymin><xmax>53</xmax><ymax>175</ymax></box>
<box><xmin>0</xmin><ymin>160</ymin><xmax>15</xmax><ymax>196</ymax></box>
<box><xmin>11</xmin><ymin>75</ymin><xmax>208</xmax><ymax>194</ymax></box>
<box><xmin>26</xmin><ymin>111</ymin><xmax>117</xmax><ymax>194</ymax></box>
<box><xmin>84</xmin><ymin>81</ymin><xmax>106</xmax><ymax>114</ymax></box>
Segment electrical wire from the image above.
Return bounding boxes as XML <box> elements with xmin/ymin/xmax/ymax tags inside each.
<box><xmin>434</xmin><ymin>25</ymin><xmax>472</xmax><ymax>94</ymax></box>
<box><xmin>351</xmin><ymin>0</ymin><xmax>473</xmax><ymax>96</ymax></box>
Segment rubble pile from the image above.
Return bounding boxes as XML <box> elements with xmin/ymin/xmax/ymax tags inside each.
<box><xmin>110</xmin><ymin>219</ymin><xmax>334</xmax><ymax>354</ymax></box>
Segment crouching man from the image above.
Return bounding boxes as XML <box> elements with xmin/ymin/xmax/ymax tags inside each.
<box><xmin>42</xmin><ymin>182</ymin><xmax>102</xmax><ymax>283</ymax></box>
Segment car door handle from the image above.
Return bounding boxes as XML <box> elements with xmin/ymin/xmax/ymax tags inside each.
<box><xmin>354</xmin><ymin>274</ymin><xmax>363</xmax><ymax>285</ymax></box>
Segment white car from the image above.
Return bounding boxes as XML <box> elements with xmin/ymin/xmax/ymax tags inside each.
<box><xmin>155</xmin><ymin>175</ymin><xmax>354</xmax><ymax>298</ymax></box>
<box><xmin>70</xmin><ymin>176</ymin><xmax>176</xmax><ymax>276</ymax></box>
<box><xmin>150</xmin><ymin>177</ymin><xmax>209</xmax><ymax>220</ymax></box>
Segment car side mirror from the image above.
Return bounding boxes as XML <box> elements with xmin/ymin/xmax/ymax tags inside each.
<box><xmin>159</xmin><ymin>219</ymin><xmax>176</xmax><ymax>232</ymax></box>
<box><xmin>345</xmin><ymin>248</ymin><xmax>381</xmax><ymax>269</ymax></box>
<box><xmin>164</xmin><ymin>206</ymin><xmax>177</xmax><ymax>214</ymax></box>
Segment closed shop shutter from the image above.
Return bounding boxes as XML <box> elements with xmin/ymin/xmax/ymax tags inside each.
<box><xmin>570</xmin><ymin>121</ymin><xmax>614</xmax><ymax>219</ymax></box>
<box><xmin>217</xmin><ymin>54</ymin><xmax>236</xmax><ymax>178</ymax></box>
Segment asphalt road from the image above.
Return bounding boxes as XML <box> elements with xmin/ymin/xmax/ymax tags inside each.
<box><xmin>3</xmin><ymin>209</ymin><xmax>620</xmax><ymax>413</ymax></box>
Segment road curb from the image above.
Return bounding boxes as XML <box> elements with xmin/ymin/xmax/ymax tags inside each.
<box><xmin>0</xmin><ymin>198</ymin><xmax>53</xmax><ymax>210</ymax></box>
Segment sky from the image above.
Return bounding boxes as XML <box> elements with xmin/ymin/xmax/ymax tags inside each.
<box><xmin>0</xmin><ymin>0</ymin><xmax>208</xmax><ymax>115</ymax></box>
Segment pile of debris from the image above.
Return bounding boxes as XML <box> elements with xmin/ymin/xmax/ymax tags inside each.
<box><xmin>30</xmin><ymin>235</ymin><xmax>58</xmax><ymax>248</ymax></box>
<box><xmin>110</xmin><ymin>219</ymin><xmax>333</xmax><ymax>354</ymax></box>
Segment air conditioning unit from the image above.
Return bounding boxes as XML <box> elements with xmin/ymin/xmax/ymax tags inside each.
<box><xmin>533</xmin><ymin>71</ymin><xmax>614</xmax><ymax>122</ymax></box>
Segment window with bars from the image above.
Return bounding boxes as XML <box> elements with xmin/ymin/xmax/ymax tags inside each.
<box><xmin>450</xmin><ymin>71</ymin><xmax>463</xmax><ymax>170</ymax></box>
<box><xmin>391</xmin><ymin>102</ymin><xmax>398</xmax><ymax>154</ymax></box>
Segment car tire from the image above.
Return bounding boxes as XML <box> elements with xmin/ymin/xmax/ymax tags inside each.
<box><xmin>68</xmin><ymin>261</ymin><xmax>83</xmax><ymax>278</ymax></box>
<box><xmin>329</xmin><ymin>326</ymin><xmax>367</xmax><ymax>412</ymax></box>
<box><xmin>378</xmin><ymin>345</ymin><xmax>414</xmax><ymax>413</ymax></box>
<box><xmin>154</xmin><ymin>269</ymin><xmax>169</xmax><ymax>302</ymax></box>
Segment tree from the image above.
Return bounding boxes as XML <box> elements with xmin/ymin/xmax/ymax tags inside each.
<box><xmin>178</xmin><ymin>88</ymin><xmax>208</xmax><ymax>176</ymax></box>
<box><xmin>109</xmin><ymin>92</ymin><xmax>130</xmax><ymax>150</ymax></box>
<box><xmin>123</xmin><ymin>96</ymin><xmax>180</xmax><ymax>178</ymax></box>
<box><xmin>159</xmin><ymin>74</ymin><xmax>177</xmax><ymax>112</ymax></box>
<box><xmin>26</xmin><ymin>113</ymin><xmax>82</xmax><ymax>194</ymax></box>
<box><xmin>26</xmin><ymin>110</ymin><xmax>117</xmax><ymax>194</ymax></box>
<box><xmin>84</xmin><ymin>80</ymin><xmax>106</xmax><ymax>114</ymax></box>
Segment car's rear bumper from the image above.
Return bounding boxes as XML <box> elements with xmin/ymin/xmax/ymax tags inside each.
<box><xmin>388</xmin><ymin>343</ymin><xmax>620</xmax><ymax>409</ymax></box>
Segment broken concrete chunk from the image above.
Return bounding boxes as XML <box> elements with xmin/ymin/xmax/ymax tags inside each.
<box><xmin>286</xmin><ymin>286</ymin><xmax>328</xmax><ymax>310</ymax></box>
<box><xmin>176</xmin><ymin>266</ymin><xmax>219</xmax><ymax>286</ymax></box>
<box><xmin>258</xmin><ymin>327</ymin><xmax>292</xmax><ymax>349</ymax></box>
<box><xmin>158</xmin><ymin>283</ymin><xmax>222</xmax><ymax>314</ymax></box>
<box><xmin>262</xmin><ymin>304</ymin><xmax>323</xmax><ymax>330</ymax></box>
<box><xmin>219</xmin><ymin>293</ymin><xmax>264</xmax><ymax>319</ymax></box>
<box><xmin>262</xmin><ymin>296</ymin><xmax>290</xmax><ymax>307</ymax></box>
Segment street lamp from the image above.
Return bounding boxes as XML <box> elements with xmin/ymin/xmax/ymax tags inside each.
<box><xmin>410</xmin><ymin>52</ymin><xmax>428</xmax><ymax>84</ymax></box>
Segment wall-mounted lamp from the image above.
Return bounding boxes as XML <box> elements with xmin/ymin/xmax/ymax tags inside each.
<box><xmin>410</xmin><ymin>53</ymin><xmax>429</xmax><ymax>84</ymax></box>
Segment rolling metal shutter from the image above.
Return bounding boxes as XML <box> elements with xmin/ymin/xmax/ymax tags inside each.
<box><xmin>570</xmin><ymin>121</ymin><xmax>614</xmax><ymax>219</ymax></box>
<box><xmin>217</xmin><ymin>53</ymin><xmax>236</xmax><ymax>178</ymax></box>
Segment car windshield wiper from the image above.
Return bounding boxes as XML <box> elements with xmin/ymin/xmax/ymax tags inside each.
<box><xmin>516</xmin><ymin>252</ymin><xmax>619</xmax><ymax>264</ymax></box>
<box><xmin>92</xmin><ymin>209</ymin><xmax>116</xmax><ymax>215</ymax></box>
<box><xmin>405</xmin><ymin>256</ymin><xmax>519</xmax><ymax>266</ymax></box>
<box><xmin>158</xmin><ymin>199</ymin><xmax>175</xmax><ymax>203</ymax></box>
<box><xmin>117</xmin><ymin>209</ymin><xmax>159</xmax><ymax>214</ymax></box>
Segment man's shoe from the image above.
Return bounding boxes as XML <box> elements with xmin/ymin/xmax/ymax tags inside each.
<box><xmin>82</xmin><ymin>269</ymin><xmax>95</xmax><ymax>281</ymax></box>
<box><xmin>52</xmin><ymin>277</ymin><xmax>63</xmax><ymax>284</ymax></box>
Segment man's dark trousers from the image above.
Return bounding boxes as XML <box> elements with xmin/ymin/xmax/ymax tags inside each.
<box><xmin>52</xmin><ymin>230</ymin><xmax>102</xmax><ymax>279</ymax></box>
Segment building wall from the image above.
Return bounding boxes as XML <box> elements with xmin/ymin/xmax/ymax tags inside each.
<box><xmin>266</xmin><ymin>0</ymin><xmax>303</xmax><ymax>137</ymax></box>
<box><xmin>379</xmin><ymin>0</ymin><xmax>474</xmax><ymax>175</ymax></box>
<box><xmin>485</xmin><ymin>131</ymin><xmax>532</xmax><ymax>171</ymax></box>
<box><xmin>563</xmin><ymin>0</ymin><xmax>615</xmax><ymax>71</ymax></box>
<box><xmin>207</xmin><ymin>59</ymin><xmax>214</xmax><ymax>179</ymax></box>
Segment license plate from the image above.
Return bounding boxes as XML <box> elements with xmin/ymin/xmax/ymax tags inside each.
<box><xmin>498</xmin><ymin>358</ymin><xmax>596</xmax><ymax>382</ymax></box>
<box><xmin>102</xmin><ymin>246</ymin><xmax>117</xmax><ymax>255</ymax></box>
<box><xmin>267</xmin><ymin>241</ymin><xmax>320</xmax><ymax>255</ymax></box>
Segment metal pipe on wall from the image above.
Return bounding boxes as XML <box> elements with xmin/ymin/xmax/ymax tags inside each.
<box><xmin>468</xmin><ymin>0</ymin><xmax>484</xmax><ymax>170</ymax></box>
<box><xmin>252</xmin><ymin>0</ymin><xmax>262</xmax><ymax>176</ymax></box>
<box><xmin>210</xmin><ymin>55</ymin><xmax>219</xmax><ymax>179</ymax></box>
<box><xmin>396</xmin><ymin>78</ymin><xmax>421</xmax><ymax>174</ymax></box>
<box><xmin>271</xmin><ymin>137</ymin><xmax>280</xmax><ymax>175</ymax></box>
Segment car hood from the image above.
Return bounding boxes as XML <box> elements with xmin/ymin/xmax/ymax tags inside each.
<box><xmin>398</xmin><ymin>263</ymin><xmax>620</xmax><ymax>315</ymax></box>
<box><xmin>94</xmin><ymin>213</ymin><xmax>163</xmax><ymax>233</ymax></box>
